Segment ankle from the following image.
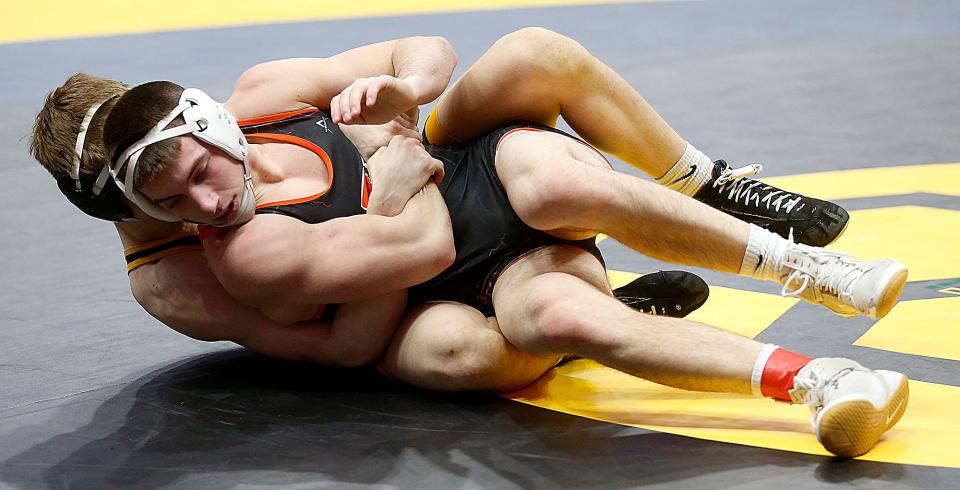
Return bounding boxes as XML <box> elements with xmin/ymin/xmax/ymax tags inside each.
<box><xmin>751</xmin><ymin>344</ymin><xmax>813</xmax><ymax>401</ymax></box>
<box><xmin>739</xmin><ymin>225</ymin><xmax>791</xmax><ymax>282</ymax></box>
<box><xmin>654</xmin><ymin>142</ymin><xmax>714</xmax><ymax>196</ymax></box>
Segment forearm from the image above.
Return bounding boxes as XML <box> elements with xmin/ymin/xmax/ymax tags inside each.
<box><xmin>323</xmin><ymin>291</ymin><xmax>408</xmax><ymax>367</ymax></box>
<box><xmin>369</xmin><ymin>181</ymin><xmax>450</xmax><ymax>236</ymax></box>
<box><xmin>392</xmin><ymin>36</ymin><xmax>457</xmax><ymax>105</ymax></box>
<box><xmin>130</xmin><ymin>251</ymin><xmax>397</xmax><ymax>367</ymax></box>
<box><xmin>129</xmin><ymin>251</ymin><xmax>271</xmax><ymax>341</ymax></box>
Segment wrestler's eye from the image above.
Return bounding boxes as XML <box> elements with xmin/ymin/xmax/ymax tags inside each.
<box><xmin>159</xmin><ymin>196</ymin><xmax>181</xmax><ymax>210</ymax></box>
<box><xmin>192</xmin><ymin>161</ymin><xmax>208</xmax><ymax>184</ymax></box>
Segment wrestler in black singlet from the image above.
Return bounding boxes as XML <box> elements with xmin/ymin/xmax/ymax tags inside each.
<box><xmin>235</xmin><ymin>108</ymin><xmax>603</xmax><ymax>316</ymax></box>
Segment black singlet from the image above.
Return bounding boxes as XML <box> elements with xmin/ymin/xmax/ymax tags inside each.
<box><xmin>221</xmin><ymin>109</ymin><xmax>603</xmax><ymax>316</ymax></box>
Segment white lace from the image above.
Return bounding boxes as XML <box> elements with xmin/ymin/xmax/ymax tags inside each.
<box><xmin>713</xmin><ymin>163</ymin><xmax>803</xmax><ymax>213</ymax></box>
<box><xmin>790</xmin><ymin>366</ymin><xmax>858</xmax><ymax>407</ymax></box>
<box><xmin>621</xmin><ymin>297</ymin><xmax>663</xmax><ymax>316</ymax></box>
<box><xmin>780</xmin><ymin>248</ymin><xmax>865</xmax><ymax>309</ymax></box>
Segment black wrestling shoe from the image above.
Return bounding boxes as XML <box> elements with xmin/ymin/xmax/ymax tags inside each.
<box><xmin>613</xmin><ymin>270</ymin><xmax>710</xmax><ymax>318</ymax></box>
<box><xmin>693</xmin><ymin>160</ymin><xmax>849</xmax><ymax>247</ymax></box>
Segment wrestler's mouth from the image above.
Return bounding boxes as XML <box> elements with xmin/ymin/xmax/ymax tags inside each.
<box><xmin>216</xmin><ymin>196</ymin><xmax>237</xmax><ymax>225</ymax></box>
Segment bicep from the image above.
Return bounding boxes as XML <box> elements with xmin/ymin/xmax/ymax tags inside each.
<box><xmin>225</xmin><ymin>42</ymin><xmax>399</xmax><ymax>117</ymax></box>
<box><xmin>212</xmin><ymin>214</ymin><xmax>448</xmax><ymax>306</ymax></box>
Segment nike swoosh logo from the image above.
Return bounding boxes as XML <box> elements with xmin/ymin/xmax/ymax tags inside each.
<box><xmin>669</xmin><ymin>165</ymin><xmax>697</xmax><ymax>185</ymax></box>
<box><xmin>754</xmin><ymin>253</ymin><xmax>764</xmax><ymax>272</ymax></box>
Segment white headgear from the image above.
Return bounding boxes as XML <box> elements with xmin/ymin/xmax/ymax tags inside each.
<box><xmin>95</xmin><ymin>88</ymin><xmax>254</xmax><ymax>225</ymax></box>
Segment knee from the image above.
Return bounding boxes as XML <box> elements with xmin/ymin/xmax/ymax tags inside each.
<box><xmin>495</xmin><ymin>27</ymin><xmax>592</xmax><ymax>80</ymax></box>
<box><xmin>522</xmin><ymin>277</ymin><xmax>598</xmax><ymax>350</ymax></box>
<box><xmin>430</xmin><ymin>324</ymin><xmax>501</xmax><ymax>383</ymax></box>
<box><xmin>507</xmin><ymin>160</ymin><xmax>595</xmax><ymax>231</ymax></box>
<box><xmin>382</xmin><ymin>318</ymin><xmax>501</xmax><ymax>391</ymax></box>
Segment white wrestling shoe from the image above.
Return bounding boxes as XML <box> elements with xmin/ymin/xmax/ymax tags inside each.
<box><xmin>779</xmin><ymin>244</ymin><xmax>908</xmax><ymax>319</ymax></box>
<box><xmin>789</xmin><ymin>358</ymin><xmax>909</xmax><ymax>458</ymax></box>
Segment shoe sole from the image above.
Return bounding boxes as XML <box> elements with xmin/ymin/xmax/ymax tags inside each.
<box><xmin>874</xmin><ymin>264</ymin><xmax>909</xmax><ymax>319</ymax></box>
<box><xmin>816</xmin><ymin>373</ymin><xmax>909</xmax><ymax>457</ymax></box>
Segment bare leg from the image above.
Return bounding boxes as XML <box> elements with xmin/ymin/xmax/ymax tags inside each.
<box><xmin>494</xmin><ymin>130</ymin><xmax>906</xmax><ymax>319</ymax></box>
<box><xmin>428</xmin><ymin>27</ymin><xmax>684</xmax><ymax>176</ymax></box>
<box><xmin>380</xmin><ymin>301</ymin><xmax>560</xmax><ymax>391</ymax></box>
<box><xmin>496</xmin><ymin>130</ymin><xmax>750</xmax><ymax>273</ymax></box>
<box><xmin>492</xmin><ymin>245</ymin><xmax>762</xmax><ymax>394</ymax></box>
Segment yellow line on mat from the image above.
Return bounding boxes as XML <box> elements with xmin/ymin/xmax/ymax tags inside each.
<box><xmin>3</xmin><ymin>0</ymin><xmax>689</xmax><ymax>44</ymax></box>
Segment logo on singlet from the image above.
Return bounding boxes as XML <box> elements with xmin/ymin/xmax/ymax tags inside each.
<box><xmin>315</xmin><ymin>116</ymin><xmax>333</xmax><ymax>134</ymax></box>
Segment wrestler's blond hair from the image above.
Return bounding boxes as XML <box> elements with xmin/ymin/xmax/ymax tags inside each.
<box><xmin>30</xmin><ymin>73</ymin><xmax>127</xmax><ymax>178</ymax></box>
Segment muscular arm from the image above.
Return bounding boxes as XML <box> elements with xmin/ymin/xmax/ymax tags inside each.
<box><xmin>205</xmin><ymin>181</ymin><xmax>453</xmax><ymax>313</ymax></box>
<box><xmin>225</xmin><ymin>36</ymin><xmax>456</xmax><ymax>120</ymax></box>
<box><xmin>128</xmin><ymin>250</ymin><xmax>407</xmax><ymax>367</ymax></box>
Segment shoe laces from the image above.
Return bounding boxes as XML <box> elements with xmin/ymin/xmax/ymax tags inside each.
<box><xmin>619</xmin><ymin>296</ymin><xmax>664</xmax><ymax>315</ymax></box>
<box><xmin>780</xmin><ymin>247</ymin><xmax>865</xmax><ymax>308</ymax></box>
<box><xmin>790</xmin><ymin>366</ymin><xmax>858</xmax><ymax>407</ymax></box>
<box><xmin>713</xmin><ymin>163</ymin><xmax>803</xmax><ymax>213</ymax></box>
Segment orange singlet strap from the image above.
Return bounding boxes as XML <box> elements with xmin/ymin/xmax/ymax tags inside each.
<box><xmin>246</xmin><ymin>133</ymin><xmax>336</xmax><ymax>208</ymax></box>
<box><xmin>237</xmin><ymin>107</ymin><xmax>319</xmax><ymax>127</ymax></box>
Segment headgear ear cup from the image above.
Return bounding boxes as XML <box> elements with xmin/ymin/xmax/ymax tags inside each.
<box><xmin>56</xmin><ymin>173</ymin><xmax>133</xmax><ymax>222</ymax></box>
<box><xmin>57</xmin><ymin>96</ymin><xmax>135</xmax><ymax>222</ymax></box>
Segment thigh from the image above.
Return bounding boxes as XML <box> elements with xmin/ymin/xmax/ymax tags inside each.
<box><xmin>494</xmin><ymin>130</ymin><xmax>613</xmax><ymax>239</ymax></box>
<box><xmin>380</xmin><ymin>301</ymin><xmax>560</xmax><ymax>392</ymax></box>
<box><xmin>492</xmin><ymin>244</ymin><xmax>615</xmax><ymax>355</ymax></box>
<box><xmin>425</xmin><ymin>33</ymin><xmax>567</xmax><ymax>144</ymax></box>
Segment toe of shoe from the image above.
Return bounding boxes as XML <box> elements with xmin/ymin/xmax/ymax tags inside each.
<box><xmin>816</xmin><ymin>372</ymin><xmax>909</xmax><ymax>457</ymax></box>
<box><xmin>791</xmin><ymin>204</ymin><xmax>851</xmax><ymax>247</ymax></box>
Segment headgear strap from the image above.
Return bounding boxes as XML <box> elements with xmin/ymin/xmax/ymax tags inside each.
<box><xmin>56</xmin><ymin>95</ymin><xmax>134</xmax><ymax>222</ymax></box>
<box><xmin>96</xmin><ymin>88</ymin><xmax>251</xmax><ymax>224</ymax></box>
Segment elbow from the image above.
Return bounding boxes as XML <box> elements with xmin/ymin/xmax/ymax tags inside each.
<box><xmin>130</xmin><ymin>279</ymin><xmax>163</xmax><ymax>318</ymax></box>
<box><xmin>434</xmin><ymin>36</ymin><xmax>457</xmax><ymax>66</ymax></box>
<box><xmin>434</xmin><ymin>37</ymin><xmax>458</xmax><ymax>85</ymax></box>
<box><xmin>428</xmin><ymin>221</ymin><xmax>456</xmax><ymax>274</ymax></box>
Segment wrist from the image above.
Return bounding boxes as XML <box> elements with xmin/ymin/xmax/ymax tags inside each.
<box><xmin>400</xmin><ymin>74</ymin><xmax>439</xmax><ymax>105</ymax></box>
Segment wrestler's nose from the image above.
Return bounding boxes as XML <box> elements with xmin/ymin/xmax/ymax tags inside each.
<box><xmin>191</xmin><ymin>185</ymin><xmax>219</xmax><ymax>216</ymax></box>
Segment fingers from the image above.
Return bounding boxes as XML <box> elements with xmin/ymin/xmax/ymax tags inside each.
<box><xmin>331</xmin><ymin>76</ymin><xmax>397</xmax><ymax>124</ymax></box>
<box><xmin>400</xmin><ymin>106</ymin><xmax>420</xmax><ymax>127</ymax></box>
<box><xmin>431</xmin><ymin>157</ymin><xmax>445</xmax><ymax>184</ymax></box>
<box><xmin>331</xmin><ymin>89</ymin><xmax>357</xmax><ymax>124</ymax></box>
<box><xmin>387</xmin><ymin>134</ymin><xmax>410</xmax><ymax>148</ymax></box>
<box><xmin>366</xmin><ymin>76</ymin><xmax>385</xmax><ymax>107</ymax></box>
<box><xmin>331</xmin><ymin>79</ymin><xmax>367</xmax><ymax>124</ymax></box>
<box><xmin>330</xmin><ymin>93</ymin><xmax>342</xmax><ymax>123</ymax></box>
<box><xmin>348</xmin><ymin>79</ymin><xmax>369</xmax><ymax>122</ymax></box>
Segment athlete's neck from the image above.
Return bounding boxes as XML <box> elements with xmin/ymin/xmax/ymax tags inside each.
<box><xmin>245</xmin><ymin>139</ymin><xmax>332</xmax><ymax>205</ymax></box>
<box><xmin>246</xmin><ymin>144</ymin><xmax>283</xmax><ymax>187</ymax></box>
